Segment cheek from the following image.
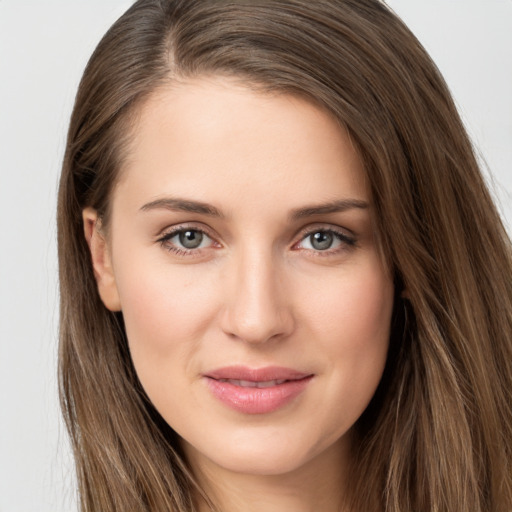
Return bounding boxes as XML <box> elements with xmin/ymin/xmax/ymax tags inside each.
<box><xmin>113</xmin><ymin>257</ymin><xmax>220</xmax><ymax>379</ymax></box>
<box><xmin>299</xmin><ymin>261</ymin><xmax>394</xmax><ymax>427</ymax></box>
<box><xmin>304</xmin><ymin>261</ymin><xmax>394</xmax><ymax>352</ymax></box>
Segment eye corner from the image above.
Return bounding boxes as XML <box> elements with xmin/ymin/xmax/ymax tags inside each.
<box><xmin>156</xmin><ymin>224</ymin><xmax>222</xmax><ymax>258</ymax></box>
<box><xmin>292</xmin><ymin>226</ymin><xmax>358</xmax><ymax>255</ymax></box>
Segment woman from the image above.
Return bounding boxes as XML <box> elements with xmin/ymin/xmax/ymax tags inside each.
<box><xmin>57</xmin><ymin>0</ymin><xmax>512</xmax><ymax>510</ymax></box>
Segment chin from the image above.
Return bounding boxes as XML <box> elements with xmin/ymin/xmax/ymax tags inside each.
<box><xmin>209</xmin><ymin>445</ymin><xmax>311</xmax><ymax>477</ymax></box>
<box><xmin>182</xmin><ymin>424</ymin><xmax>343</xmax><ymax>478</ymax></box>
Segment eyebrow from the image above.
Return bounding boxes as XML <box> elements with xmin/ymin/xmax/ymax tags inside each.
<box><xmin>289</xmin><ymin>199</ymin><xmax>369</xmax><ymax>220</ymax></box>
<box><xmin>139</xmin><ymin>197</ymin><xmax>369</xmax><ymax>219</ymax></box>
<box><xmin>140</xmin><ymin>197</ymin><xmax>224</xmax><ymax>218</ymax></box>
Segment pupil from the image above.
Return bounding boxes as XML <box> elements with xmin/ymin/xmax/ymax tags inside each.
<box><xmin>179</xmin><ymin>230</ymin><xmax>203</xmax><ymax>249</ymax></box>
<box><xmin>311</xmin><ymin>231</ymin><xmax>333</xmax><ymax>250</ymax></box>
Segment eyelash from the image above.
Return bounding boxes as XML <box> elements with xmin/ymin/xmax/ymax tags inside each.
<box><xmin>294</xmin><ymin>227</ymin><xmax>357</xmax><ymax>256</ymax></box>
<box><xmin>157</xmin><ymin>225</ymin><xmax>218</xmax><ymax>257</ymax></box>
<box><xmin>156</xmin><ymin>225</ymin><xmax>357</xmax><ymax>257</ymax></box>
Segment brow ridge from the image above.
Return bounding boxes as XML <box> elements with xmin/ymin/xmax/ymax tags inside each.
<box><xmin>290</xmin><ymin>199</ymin><xmax>369</xmax><ymax>220</ymax></box>
<box><xmin>140</xmin><ymin>197</ymin><xmax>224</xmax><ymax>218</ymax></box>
<box><xmin>140</xmin><ymin>197</ymin><xmax>368</xmax><ymax>220</ymax></box>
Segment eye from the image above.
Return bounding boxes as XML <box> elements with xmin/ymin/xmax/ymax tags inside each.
<box><xmin>295</xmin><ymin>228</ymin><xmax>356</xmax><ymax>253</ymax></box>
<box><xmin>176</xmin><ymin>229</ymin><xmax>207</xmax><ymax>249</ymax></box>
<box><xmin>304</xmin><ymin>231</ymin><xmax>337</xmax><ymax>251</ymax></box>
<box><xmin>157</xmin><ymin>227</ymin><xmax>217</xmax><ymax>255</ymax></box>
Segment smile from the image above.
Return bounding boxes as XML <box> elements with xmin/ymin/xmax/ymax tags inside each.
<box><xmin>216</xmin><ymin>379</ymin><xmax>287</xmax><ymax>388</ymax></box>
<box><xmin>204</xmin><ymin>366</ymin><xmax>314</xmax><ymax>414</ymax></box>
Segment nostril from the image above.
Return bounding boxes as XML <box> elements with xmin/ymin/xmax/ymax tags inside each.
<box><xmin>220</xmin><ymin>303</ymin><xmax>294</xmax><ymax>344</ymax></box>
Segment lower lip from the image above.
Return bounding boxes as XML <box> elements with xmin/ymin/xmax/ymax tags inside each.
<box><xmin>204</xmin><ymin>376</ymin><xmax>313</xmax><ymax>414</ymax></box>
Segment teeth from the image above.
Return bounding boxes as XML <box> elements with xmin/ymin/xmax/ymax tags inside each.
<box><xmin>218</xmin><ymin>379</ymin><xmax>287</xmax><ymax>388</ymax></box>
<box><xmin>239</xmin><ymin>380</ymin><xmax>258</xmax><ymax>388</ymax></box>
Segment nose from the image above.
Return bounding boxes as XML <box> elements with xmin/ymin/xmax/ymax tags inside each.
<box><xmin>219</xmin><ymin>247</ymin><xmax>295</xmax><ymax>344</ymax></box>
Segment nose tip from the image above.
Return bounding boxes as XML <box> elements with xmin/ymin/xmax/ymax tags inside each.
<box><xmin>223</xmin><ymin>303</ymin><xmax>294</xmax><ymax>344</ymax></box>
<box><xmin>219</xmin><ymin>256</ymin><xmax>294</xmax><ymax>344</ymax></box>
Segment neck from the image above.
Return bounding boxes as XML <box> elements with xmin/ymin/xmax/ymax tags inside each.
<box><xmin>185</xmin><ymin>435</ymin><xmax>352</xmax><ymax>512</ymax></box>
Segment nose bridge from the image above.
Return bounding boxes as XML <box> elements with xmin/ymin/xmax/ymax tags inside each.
<box><xmin>221</xmin><ymin>243</ymin><xmax>293</xmax><ymax>344</ymax></box>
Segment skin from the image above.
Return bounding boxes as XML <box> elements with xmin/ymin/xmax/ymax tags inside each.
<box><xmin>84</xmin><ymin>76</ymin><xmax>394</xmax><ymax>512</ymax></box>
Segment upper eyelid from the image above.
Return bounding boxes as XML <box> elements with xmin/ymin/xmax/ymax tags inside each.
<box><xmin>155</xmin><ymin>222</ymin><xmax>355</xmax><ymax>247</ymax></box>
<box><xmin>292</xmin><ymin>225</ymin><xmax>357</xmax><ymax>251</ymax></box>
<box><xmin>157</xmin><ymin>226</ymin><xmax>218</xmax><ymax>255</ymax></box>
<box><xmin>294</xmin><ymin>223</ymin><xmax>355</xmax><ymax>240</ymax></box>
<box><xmin>157</xmin><ymin>223</ymin><xmax>216</xmax><ymax>240</ymax></box>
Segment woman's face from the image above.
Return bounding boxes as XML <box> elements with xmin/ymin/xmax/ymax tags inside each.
<box><xmin>86</xmin><ymin>77</ymin><xmax>394</xmax><ymax>478</ymax></box>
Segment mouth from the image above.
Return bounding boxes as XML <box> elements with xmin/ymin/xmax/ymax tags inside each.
<box><xmin>215</xmin><ymin>378</ymin><xmax>288</xmax><ymax>388</ymax></box>
<box><xmin>203</xmin><ymin>366</ymin><xmax>314</xmax><ymax>414</ymax></box>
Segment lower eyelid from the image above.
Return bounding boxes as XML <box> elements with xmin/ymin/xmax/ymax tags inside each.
<box><xmin>156</xmin><ymin>226</ymin><xmax>355</xmax><ymax>254</ymax></box>
<box><xmin>156</xmin><ymin>227</ymin><xmax>220</xmax><ymax>255</ymax></box>
<box><xmin>298</xmin><ymin>229</ymin><xmax>356</xmax><ymax>246</ymax></box>
<box><xmin>157</xmin><ymin>226</ymin><xmax>209</xmax><ymax>241</ymax></box>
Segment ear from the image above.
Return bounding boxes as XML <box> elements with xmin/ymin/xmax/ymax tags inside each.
<box><xmin>82</xmin><ymin>207</ymin><xmax>122</xmax><ymax>312</ymax></box>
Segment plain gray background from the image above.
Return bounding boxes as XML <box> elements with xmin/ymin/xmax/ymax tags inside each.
<box><xmin>1</xmin><ymin>1</ymin><xmax>511</xmax><ymax>511</ymax></box>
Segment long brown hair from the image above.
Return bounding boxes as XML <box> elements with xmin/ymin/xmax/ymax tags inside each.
<box><xmin>57</xmin><ymin>1</ymin><xmax>512</xmax><ymax>510</ymax></box>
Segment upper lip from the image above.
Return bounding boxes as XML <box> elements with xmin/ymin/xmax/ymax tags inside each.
<box><xmin>204</xmin><ymin>366</ymin><xmax>312</xmax><ymax>382</ymax></box>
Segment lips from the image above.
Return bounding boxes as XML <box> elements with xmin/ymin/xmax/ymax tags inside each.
<box><xmin>203</xmin><ymin>366</ymin><xmax>314</xmax><ymax>414</ymax></box>
<box><xmin>216</xmin><ymin>378</ymin><xmax>287</xmax><ymax>388</ymax></box>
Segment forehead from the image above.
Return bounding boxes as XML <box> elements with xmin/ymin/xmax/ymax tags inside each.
<box><xmin>115</xmin><ymin>76</ymin><xmax>368</xmax><ymax>215</ymax></box>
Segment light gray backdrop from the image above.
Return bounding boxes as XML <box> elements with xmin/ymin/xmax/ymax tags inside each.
<box><xmin>1</xmin><ymin>1</ymin><xmax>511</xmax><ymax>511</ymax></box>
